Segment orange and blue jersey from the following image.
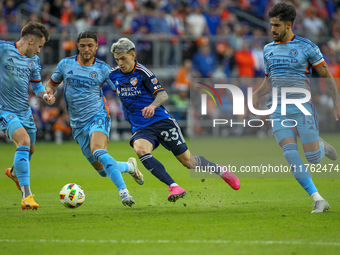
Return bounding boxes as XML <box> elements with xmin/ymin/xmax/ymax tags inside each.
<box><xmin>109</xmin><ymin>61</ymin><xmax>171</xmax><ymax>133</ymax></box>
<box><xmin>263</xmin><ymin>35</ymin><xmax>325</xmax><ymax>113</ymax></box>
<box><xmin>50</xmin><ymin>55</ymin><xmax>116</xmax><ymax>128</ymax></box>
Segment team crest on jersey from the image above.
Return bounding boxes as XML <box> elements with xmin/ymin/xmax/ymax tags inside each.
<box><xmin>151</xmin><ymin>78</ymin><xmax>158</xmax><ymax>84</ymax></box>
<box><xmin>289</xmin><ymin>49</ymin><xmax>298</xmax><ymax>57</ymax></box>
<box><xmin>27</xmin><ymin>60</ymin><xmax>33</xmax><ymax>69</ymax></box>
<box><xmin>89</xmin><ymin>71</ymin><xmax>98</xmax><ymax>79</ymax></box>
<box><xmin>6</xmin><ymin>114</ymin><xmax>14</xmax><ymax>120</ymax></box>
<box><xmin>130</xmin><ymin>77</ymin><xmax>138</xmax><ymax>86</ymax></box>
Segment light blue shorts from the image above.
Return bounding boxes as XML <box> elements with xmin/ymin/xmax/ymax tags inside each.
<box><xmin>73</xmin><ymin>110</ymin><xmax>111</xmax><ymax>164</ymax></box>
<box><xmin>0</xmin><ymin>109</ymin><xmax>37</xmax><ymax>145</ymax></box>
<box><xmin>270</xmin><ymin>104</ymin><xmax>319</xmax><ymax>144</ymax></box>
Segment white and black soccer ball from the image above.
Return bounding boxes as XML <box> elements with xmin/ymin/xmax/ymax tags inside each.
<box><xmin>59</xmin><ymin>183</ymin><xmax>85</xmax><ymax>209</ymax></box>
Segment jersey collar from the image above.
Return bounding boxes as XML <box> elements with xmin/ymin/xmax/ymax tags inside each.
<box><xmin>120</xmin><ymin>60</ymin><xmax>138</xmax><ymax>75</ymax></box>
<box><xmin>15</xmin><ymin>42</ymin><xmax>26</xmax><ymax>56</ymax></box>
<box><xmin>76</xmin><ymin>55</ymin><xmax>96</xmax><ymax>66</ymax></box>
<box><xmin>275</xmin><ymin>34</ymin><xmax>295</xmax><ymax>44</ymax></box>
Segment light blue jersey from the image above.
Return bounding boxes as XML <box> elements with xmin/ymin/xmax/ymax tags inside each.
<box><xmin>50</xmin><ymin>55</ymin><xmax>116</xmax><ymax>128</ymax></box>
<box><xmin>0</xmin><ymin>41</ymin><xmax>45</xmax><ymax>115</ymax></box>
<box><xmin>264</xmin><ymin>35</ymin><xmax>325</xmax><ymax>113</ymax></box>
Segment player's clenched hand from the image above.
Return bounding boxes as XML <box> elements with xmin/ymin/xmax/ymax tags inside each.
<box><xmin>43</xmin><ymin>94</ymin><xmax>56</xmax><ymax>105</ymax></box>
<box><xmin>334</xmin><ymin>104</ymin><xmax>340</xmax><ymax>121</ymax></box>
<box><xmin>142</xmin><ymin>105</ymin><xmax>156</xmax><ymax>118</ymax></box>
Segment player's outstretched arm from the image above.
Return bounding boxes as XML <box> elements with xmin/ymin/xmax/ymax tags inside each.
<box><xmin>142</xmin><ymin>91</ymin><xmax>168</xmax><ymax>118</ymax></box>
<box><xmin>252</xmin><ymin>76</ymin><xmax>270</xmax><ymax>114</ymax></box>
<box><xmin>315</xmin><ymin>63</ymin><xmax>340</xmax><ymax>121</ymax></box>
<box><xmin>45</xmin><ymin>79</ymin><xmax>59</xmax><ymax>96</ymax></box>
<box><xmin>38</xmin><ymin>91</ymin><xmax>55</xmax><ymax>105</ymax></box>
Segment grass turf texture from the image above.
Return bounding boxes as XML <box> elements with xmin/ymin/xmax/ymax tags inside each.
<box><xmin>1</xmin><ymin>134</ymin><xmax>340</xmax><ymax>255</ymax></box>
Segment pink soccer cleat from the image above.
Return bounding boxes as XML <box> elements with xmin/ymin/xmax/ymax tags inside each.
<box><xmin>219</xmin><ymin>165</ymin><xmax>240</xmax><ymax>190</ymax></box>
<box><xmin>167</xmin><ymin>185</ymin><xmax>186</xmax><ymax>202</ymax></box>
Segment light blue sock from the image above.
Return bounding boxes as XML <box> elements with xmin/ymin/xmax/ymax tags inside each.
<box><xmin>282</xmin><ymin>143</ymin><xmax>317</xmax><ymax>195</ymax></box>
<box><xmin>93</xmin><ymin>149</ymin><xmax>126</xmax><ymax>190</ymax></box>
<box><xmin>117</xmin><ymin>162</ymin><xmax>129</xmax><ymax>173</ymax></box>
<box><xmin>13</xmin><ymin>146</ymin><xmax>30</xmax><ymax>186</ymax></box>
<box><xmin>304</xmin><ymin>141</ymin><xmax>325</xmax><ymax>164</ymax></box>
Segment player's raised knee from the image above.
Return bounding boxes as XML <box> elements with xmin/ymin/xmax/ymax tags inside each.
<box><xmin>134</xmin><ymin>148</ymin><xmax>150</xmax><ymax>158</ymax></box>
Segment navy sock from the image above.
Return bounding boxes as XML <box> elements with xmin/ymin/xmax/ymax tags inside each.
<box><xmin>13</xmin><ymin>146</ymin><xmax>30</xmax><ymax>186</ymax></box>
<box><xmin>139</xmin><ymin>153</ymin><xmax>175</xmax><ymax>186</ymax></box>
<box><xmin>97</xmin><ymin>169</ymin><xmax>107</xmax><ymax>177</ymax></box>
<box><xmin>195</xmin><ymin>156</ymin><xmax>220</xmax><ymax>175</ymax></box>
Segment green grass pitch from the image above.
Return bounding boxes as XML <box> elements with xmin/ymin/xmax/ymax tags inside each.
<box><xmin>1</xmin><ymin>134</ymin><xmax>340</xmax><ymax>255</ymax></box>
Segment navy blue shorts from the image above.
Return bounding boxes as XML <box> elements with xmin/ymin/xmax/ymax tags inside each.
<box><xmin>130</xmin><ymin>118</ymin><xmax>188</xmax><ymax>156</ymax></box>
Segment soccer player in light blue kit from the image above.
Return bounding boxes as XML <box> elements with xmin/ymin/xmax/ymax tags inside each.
<box><xmin>252</xmin><ymin>3</ymin><xmax>340</xmax><ymax>213</ymax></box>
<box><xmin>45</xmin><ymin>31</ymin><xmax>143</xmax><ymax>207</ymax></box>
<box><xmin>110</xmin><ymin>38</ymin><xmax>240</xmax><ymax>203</ymax></box>
<box><xmin>2</xmin><ymin>22</ymin><xmax>55</xmax><ymax>210</ymax></box>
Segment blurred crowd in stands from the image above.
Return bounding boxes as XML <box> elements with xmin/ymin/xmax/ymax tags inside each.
<box><xmin>0</xmin><ymin>0</ymin><xmax>339</xmax><ymax>143</ymax></box>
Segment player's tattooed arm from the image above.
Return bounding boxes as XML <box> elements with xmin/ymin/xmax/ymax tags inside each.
<box><xmin>315</xmin><ymin>63</ymin><xmax>340</xmax><ymax>106</ymax></box>
<box><xmin>315</xmin><ymin>63</ymin><xmax>340</xmax><ymax>120</ymax></box>
<box><xmin>151</xmin><ymin>91</ymin><xmax>168</xmax><ymax>108</ymax></box>
<box><xmin>142</xmin><ymin>91</ymin><xmax>168</xmax><ymax>118</ymax></box>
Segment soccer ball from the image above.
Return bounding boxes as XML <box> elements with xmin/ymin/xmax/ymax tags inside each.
<box><xmin>59</xmin><ymin>183</ymin><xmax>85</xmax><ymax>209</ymax></box>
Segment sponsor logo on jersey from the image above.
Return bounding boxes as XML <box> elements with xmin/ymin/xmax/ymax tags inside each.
<box><xmin>66</xmin><ymin>78</ymin><xmax>96</xmax><ymax>88</ymax></box>
<box><xmin>89</xmin><ymin>71</ymin><xmax>98</xmax><ymax>79</ymax></box>
<box><xmin>130</xmin><ymin>77</ymin><xmax>138</xmax><ymax>86</ymax></box>
<box><xmin>289</xmin><ymin>49</ymin><xmax>298</xmax><ymax>57</ymax></box>
<box><xmin>67</xmin><ymin>70</ymin><xmax>73</xmax><ymax>74</ymax></box>
<box><xmin>151</xmin><ymin>78</ymin><xmax>158</xmax><ymax>84</ymax></box>
<box><xmin>269</xmin><ymin>52</ymin><xmax>273</xmax><ymax>57</ymax></box>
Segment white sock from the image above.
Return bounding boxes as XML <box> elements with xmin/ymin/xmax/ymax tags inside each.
<box><xmin>119</xmin><ymin>188</ymin><xmax>129</xmax><ymax>197</ymax></box>
<box><xmin>170</xmin><ymin>183</ymin><xmax>179</xmax><ymax>187</ymax></box>
<box><xmin>127</xmin><ymin>162</ymin><xmax>134</xmax><ymax>173</ymax></box>
<box><xmin>21</xmin><ymin>185</ymin><xmax>32</xmax><ymax>199</ymax></box>
<box><xmin>11</xmin><ymin>168</ymin><xmax>17</xmax><ymax>178</ymax></box>
<box><xmin>311</xmin><ymin>192</ymin><xmax>324</xmax><ymax>202</ymax></box>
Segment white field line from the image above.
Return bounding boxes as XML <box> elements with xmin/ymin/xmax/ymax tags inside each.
<box><xmin>0</xmin><ymin>239</ymin><xmax>340</xmax><ymax>246</ymax></box>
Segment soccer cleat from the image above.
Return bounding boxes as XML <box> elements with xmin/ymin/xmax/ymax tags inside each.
<box><xmin>311</xmin><ymin>199</ymin><xmax>330</xmax><ymax>213</ymax></box>
<box><xmin>167</xmin><ymin>185</ymin><xmax>186</xmax><ymax>202</ymax></box>
<box><xmin>21</xmin><ymin>195</ymin><xmax>39</xmax><ymax>210</ymax></box>
<box><xmin>219</xmin><ymin>165</ymin><xmax>240</xmax><ymax>190</ymax></box>
<box><xmin>319</xmin><ymin>137</ymin><xmax>338</xmax><ymax>160</ymax></box>
<box><xmin>128</xmin><ymin>157</ymin><xmax>144</xmax><ymax>185</ymax></box>
<box><xmin>5</xmin><ymin>168</ymin><xmax>21</xmax><ymax>191</ymax></box>
<box><xmin>120</xmin><ymin>191</ymin><xmax>135</xmax><ymax>207</ymax></box>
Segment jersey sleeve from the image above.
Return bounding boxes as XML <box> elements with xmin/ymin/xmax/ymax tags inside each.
<box><xmin>142</xmin><ymin>73</ymin><xmax>164</xmax><ymax>96</ymax></box>
<box><xmin>103</xmin><ymin>65</ymin><xmax>116</xmax><ymax>91</ymax></box>
<box><xmin>305</xmin><ymin>44</ymin><xmax>325</xmax><ymax>68</ymax></box>
<box><xmin>30</xmin><ymin>57</ymin><xmax>45</xmax><ymax>96</ymax></box>
<box><xmin>263</xmin><ymin>45</ymin><xmax>269</xmax><ymax>76</ymax></box>
<box><xmin>50</xmin><ymin>59</ymin><xmax>65</xmax><ymax>84</ymax></box>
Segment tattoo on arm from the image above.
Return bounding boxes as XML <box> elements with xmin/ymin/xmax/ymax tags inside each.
<box><xmin>315</xmin><ymin>63</ymin><xmax>340</xmax><ymax>105</ymax></box>
<box><xmin>151</xmin><ymin>91</ymin><xmax>168</xmax><ymax>108</ymax></box>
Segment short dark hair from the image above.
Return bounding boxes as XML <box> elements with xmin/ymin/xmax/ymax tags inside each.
<box><xmin>21</xmin><ymin>21</ymin><xmax>50</xmax><ymax>42</ymax></box>
<box><xmin>268</xmin><ymin>2</ymin><xmax>296</xmax><ymax>24</ymax></box>
<box><xmin>77</xmin><ymin>30</ymin><xmax>97</xmax><ymax>43</ymax></box>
